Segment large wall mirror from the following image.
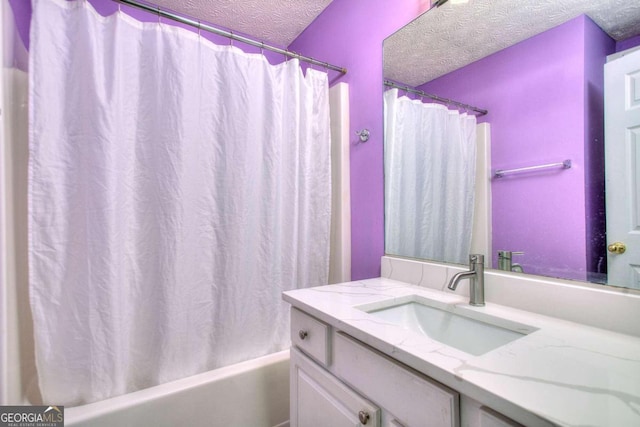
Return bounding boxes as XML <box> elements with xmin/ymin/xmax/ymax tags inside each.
<box><xmin>383</xmin><ymin>0</ymin><xmax>640</xmax><ymax>290</ymax></box>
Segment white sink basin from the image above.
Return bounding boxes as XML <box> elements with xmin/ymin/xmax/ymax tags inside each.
<box><xmin>359</xmin><ymin>296</ymin><xmax>536</xmax><ymax>356</ymax></box>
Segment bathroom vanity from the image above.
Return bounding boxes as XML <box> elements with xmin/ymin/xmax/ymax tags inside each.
<box><xmin>283</xmin><ymin>257</ymin><xmax>640</xmax><ymax>427</ymax></box>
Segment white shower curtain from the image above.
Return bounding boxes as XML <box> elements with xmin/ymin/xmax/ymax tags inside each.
<box><xmin>384</xmin><ymin>89</ymin><xmax>477</xmax><ymax>264</ymax></box>
<box><xmin>29</xmin><ymin>0</ymin><xmax>331</xmax><ymax>405</ymax></box>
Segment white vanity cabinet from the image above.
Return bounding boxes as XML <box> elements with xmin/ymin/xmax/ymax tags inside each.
<box><xmin>291</xmin><ymin>308</ymin><xmax>463</xmax><ymax>427</ymax></box>
<box><xmin>285</xmin><ymin>272</ymin><xmax>640</xmax><ymax>427</ymax></box>
<box><xmin>291</xmin><ymin>347</ymin><xmax>381</xmax><ymax>427</ymax></box>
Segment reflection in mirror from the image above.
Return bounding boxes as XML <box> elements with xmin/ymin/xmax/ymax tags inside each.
<box><xmin>383</xmin><ymin>0</ymin><xmax>640</xmax><ymax>290</ymax></box>
<box><xmin>384</xmin><ymin>89</ymin><xmax>478</xmax><ymax>264</ymax></box>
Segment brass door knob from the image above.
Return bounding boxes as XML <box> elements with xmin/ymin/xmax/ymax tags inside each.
<box><xmin>607</xmin><ymin>242</ymin><xmax>626</xmax><ymax>254</ymax></box>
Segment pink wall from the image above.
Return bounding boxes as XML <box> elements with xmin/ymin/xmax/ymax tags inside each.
<box><xmin>418</xmin><ymin>16</ymin><xmax>614</xmax><ymax>281</ymax></box>
<box><xmin>289</xmin><ymin>0</ymin><xmax>424</xmax><ymax>280</ymax></box>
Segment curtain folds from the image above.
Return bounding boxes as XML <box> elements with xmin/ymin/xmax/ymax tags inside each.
<box><xmin>29</xmin><ymin>0</ymin><xmax>331</xmax><ymax>405</ymax></box>
<box><xmin>384</xmin><ymin>89</ymin><xmax>477</xmax><ymax>264</ymax></box>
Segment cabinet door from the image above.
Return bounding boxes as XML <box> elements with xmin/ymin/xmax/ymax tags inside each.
<box><xmin>291</xmin><ymin>347</ymin><xmax>380</xmax><ymax>427</ymax></box>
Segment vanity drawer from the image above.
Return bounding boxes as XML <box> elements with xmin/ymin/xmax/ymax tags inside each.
<box><xmin>333</xmin><ymin>332</ymin><xmax>460</xmax><ymax>427</ymax></box>
<box><xmin>291</xmin><ymin>308</ymin><xmax>330</xmax><ymax>366</ymax></box>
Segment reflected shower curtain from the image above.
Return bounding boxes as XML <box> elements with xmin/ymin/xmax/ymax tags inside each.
<box><xmin>29</xmin><ymin>0</ymin><xmax>331</xmax><ymax>405</ymax></box>
<box><xmin>384</xmin><ymin>89</ymin><xmax>476</xmax><ymax>264</ymax></box>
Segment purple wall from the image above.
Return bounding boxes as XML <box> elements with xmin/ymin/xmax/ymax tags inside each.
<box><xmin>419</xmin><ymin>16</ymin><xmax>614</xmax><ymax>281</ymax></box>
<box><xmin>616</xmin><ymin>34</ymin><xmax>640</xmax><ymax>52</ymax></box>
<box><xmin>7</xmin><ymin>0</ymin><xmax>31</xmax><ymax>50</ymax></box>
<box><xmin>289</xmin><ymin>0</ymin><xmax>424</xmax><ymax>280</ymax></box>
<box><xmin>584</xmin><ymin>19</ymin><xmax>616</xmax><ymax>280</ymax></box>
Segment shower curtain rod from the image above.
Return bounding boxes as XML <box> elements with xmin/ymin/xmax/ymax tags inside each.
<box><xmin>384</xmin><ymin>80</ymin><xmax>488</xmax><ymax>116</ymax></box>
<box><xmin>115</xmin><ymin>0</ymin><xmax>347</xmax><ymax>75</ymax></box>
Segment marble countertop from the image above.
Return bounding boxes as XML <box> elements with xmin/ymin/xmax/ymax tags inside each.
<box><xmin>283</xmin><ymin>278</ymin><xmax>640</xmax><ymax>427</ymax></box>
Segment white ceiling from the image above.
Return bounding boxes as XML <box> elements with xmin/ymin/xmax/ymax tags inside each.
<box><xmin>384</xmin><ymin>0</ymin><xmax>640</xmax><ymax>87</ymax></box>
<box><xmin>150</xmin><ymin>0</ymin><xmax>334</xmax><ymax>47</ymax></box>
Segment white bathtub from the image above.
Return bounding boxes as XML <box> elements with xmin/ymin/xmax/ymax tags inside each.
<box><xmin>65</xmin><ymin>350</ymin><xmax>290</xmax><ymax>427</ymax></box>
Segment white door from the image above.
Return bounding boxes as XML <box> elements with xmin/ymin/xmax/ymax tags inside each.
<box><xmin>605</xmin><ymin>47</ymin><xmax>640</xmax><ymax>289</ymax></box>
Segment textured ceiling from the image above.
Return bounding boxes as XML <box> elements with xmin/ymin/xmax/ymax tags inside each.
<box><xmin>384</xmin><ymin>0</ymin><xmax>640</xmax><ymax>87</ymax></box>
<box><xmin>149</xmin><ymin>0</ymin><xmax>333</xmax><ymax>47</ymax></box>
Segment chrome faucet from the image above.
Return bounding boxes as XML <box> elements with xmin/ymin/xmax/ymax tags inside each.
<box><xmin>498</xmin><ymin>250</ymin><xmax>524</xmax><ymax>273</ymax></box>
<box><xmin>447</xmin><ymin>254</ymin><xmax>485</xmax><ymax>306</ymax></box>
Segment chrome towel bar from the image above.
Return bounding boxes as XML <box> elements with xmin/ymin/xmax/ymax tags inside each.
<box><xmin>494</xmin><ymin>159</ymin><xmax>571</xmax><ymax>179</ymax></box>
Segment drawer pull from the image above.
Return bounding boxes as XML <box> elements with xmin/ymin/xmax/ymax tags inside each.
<box><xmin>358</xmin><ymin>410</ymin><xmax>370</xmax><ymax>425</ymax></box>
<box><xmin>298</xmin><ymin>330</ymin><xmax>308</xmax><ymax>340</ymax></box>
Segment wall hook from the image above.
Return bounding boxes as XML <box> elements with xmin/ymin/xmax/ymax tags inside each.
<box><xmin>355</xmin><ymin>129</ymin><xmax>370</xmax><ymax>142</ymax></box>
